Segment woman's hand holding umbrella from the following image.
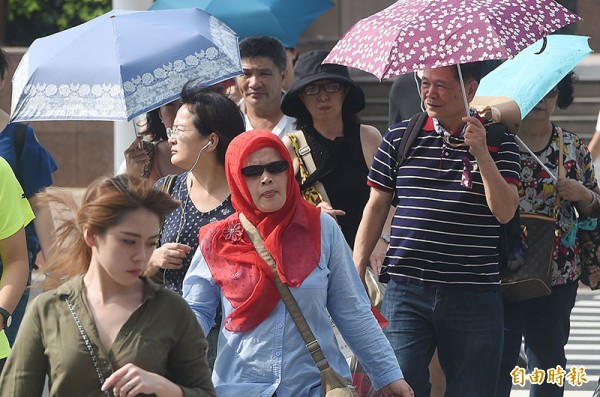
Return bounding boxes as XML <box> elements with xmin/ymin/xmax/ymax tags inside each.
<box><xmin>123</xmin><ymin>137</ymin><xmax>149</xmax><ymax>177</ymax></box>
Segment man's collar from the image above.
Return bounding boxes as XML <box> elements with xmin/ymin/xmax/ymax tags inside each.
<box><xmin>432</xmin><ymin>108</ymin><xmax>480</xmax><ymax>138</ymax></box>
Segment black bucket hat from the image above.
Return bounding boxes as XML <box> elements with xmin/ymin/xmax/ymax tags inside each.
<box><xmin>281</xmin><ymin>50</ymin><xmax>365</xmax><ymax>118</ymax></box>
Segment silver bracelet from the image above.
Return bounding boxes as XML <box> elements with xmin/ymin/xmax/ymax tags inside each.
<box><xmin>587</xmin><ymin>191</ymin><xmax>597</xmax><ymax>207</ymax></box>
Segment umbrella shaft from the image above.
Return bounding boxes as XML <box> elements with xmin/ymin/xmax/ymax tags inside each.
<box><xmin>457</xmin><ymin>64</ymin><xmax>470</xmax><ymax>118</ymax></box>
<box><xmin>514</xmin><ymin>135</ymin><xmax>557</xmax><ymax>181</ymax></box>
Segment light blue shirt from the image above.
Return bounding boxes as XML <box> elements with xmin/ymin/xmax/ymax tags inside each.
<box><xmin>183</xmin><ymin>213</ymin><xmax>403</xmax><ymax>397</ymax></box>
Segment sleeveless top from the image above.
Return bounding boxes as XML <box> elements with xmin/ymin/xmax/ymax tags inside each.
<box><xmin>301</xmin><ymin>123</ymin><xmax>370</xmax><ymax>248</ymax></box>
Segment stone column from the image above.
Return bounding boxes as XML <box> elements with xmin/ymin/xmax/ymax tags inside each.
<box><xmin>111</xmin><ymin>0</ymin><xmax>153</xmax><ymax>174</ymax></box>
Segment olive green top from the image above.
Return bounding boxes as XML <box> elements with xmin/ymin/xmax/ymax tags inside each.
<box><xmin>0</xmin><ymin>275</ymin><xmax>215</xmax><ymax>397</ymax></box>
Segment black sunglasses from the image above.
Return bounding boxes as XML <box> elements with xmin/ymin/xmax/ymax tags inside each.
<box><xmin>241</xmin><ymin>160</ymin><xmax>289</xmax><ymax>177</ymax></box>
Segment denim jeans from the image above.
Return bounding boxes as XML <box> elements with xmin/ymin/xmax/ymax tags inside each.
<box><xmin>495</xmin><ymin>281</ymin><xmax>578</xmax><ymax>397</ymax></box>
<box><xmin>381</xmin><ymin>279</ymin><xmax>504</xmax><ymax>397</ymax></box>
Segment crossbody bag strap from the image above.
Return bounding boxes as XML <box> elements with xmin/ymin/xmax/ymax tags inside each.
<box><xmin>553</xmin><ymin>126</ymin><xmax>565</xmax><ymax>219</ymax></box>
<box><xmin>287</xmin><ymin>132</ymin><xmax>312</xmax><ymax>183</ymax></box>
<box><xmin>287</xmin><ymin>131</ymin><xmax>331</xmax><ymax>204</ymax></box>
<box><xmin>238</xmin><ymin>213</ymin><xmax>331</xmax><ymax>372</ymax></box>
<box><xmin>294</xmin><ymin>130</ymin><xmax>318</xmax><ymax>175</ymax></box>
<box><xmin>157</xmin><ymin>174</ymin><xmax>177</xmax><ymax>246</ymax></box>
<box><xmin>64</xmin><ymin>296</ymin><xmax>112</xmax><ymax>397</ymax></box>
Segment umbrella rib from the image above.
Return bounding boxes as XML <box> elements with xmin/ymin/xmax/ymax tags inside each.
<box><xmin>456</xmin><ymin>64</ymin><xmax>470</xmax><ymax>117</ymax></box>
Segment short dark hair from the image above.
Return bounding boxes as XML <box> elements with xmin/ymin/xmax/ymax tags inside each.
<box><xmin>453</xmin><ymin>61</ymin><xmax>483</xmax><ymax>83</ymax></box>
<box><xmin>141</xmin><ymin>108</ymin><xmax>168</xmax><ymax>142</ymax></box>
<box><xmin>239</xmin><ymin>36</ymin><xmax>287</xmax><ymax>73</ymax></box>
<box><xmin>0</xmin><ymin>48</ymin><xmax>8</xmax><ymax>80</ymax></box>
<box><xmin>180</xmin><ymin>84</ymin><xmax>246</xmax><ymax>165</ymax></box>
<box><xmin>556</xmin><ymin>71</ymin><xmax>575</xmax><ymax>109</ymax></box>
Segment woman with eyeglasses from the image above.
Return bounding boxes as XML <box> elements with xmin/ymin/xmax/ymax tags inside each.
<box><xmin>281</xmin><ymin>50</ymin><xmax>389</xmax><ymax>267</ymax></box>
<box><xmin>144</xmin><ymin>85</ymin><xmax>245</xmax><ymax>369</ymax></box>
<box><xmin>495</xmin><ymin>72</ymin><xmax>600</xmax><ymax>397</ymax></box>
<box><xmin>183</xmin><ymin>130</ymin><xmax>413</xmax><ymax>396</ymax></box>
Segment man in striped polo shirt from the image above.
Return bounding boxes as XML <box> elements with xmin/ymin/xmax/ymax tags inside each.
<box><xmin>353</xmin><ymin>62</ymin><xmax>521</xmax><ymax>396</ymax></box>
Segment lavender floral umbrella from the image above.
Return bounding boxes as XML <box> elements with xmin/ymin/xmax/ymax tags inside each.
<box><xmin>324</xmin><ymin>0</ymin><xmax>580</xmax><ymax>81</ymax></box>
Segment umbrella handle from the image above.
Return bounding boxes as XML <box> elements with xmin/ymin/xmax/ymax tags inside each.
<box><xmin>457</xmin><ymin>64</ymin><xmax>470</xmax><ymax>118</ymax></box>
<box><xmin>534</xmin><ymin>36</ymin><xmax>547</xmax><ymax>55</ymax></box>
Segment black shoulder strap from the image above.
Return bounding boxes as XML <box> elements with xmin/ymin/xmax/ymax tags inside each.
<box><xmin>14</xmin><ymin>123</ymin><xmax>27</xmax><ymax>161</ymax></box>
<box><xmin>396</xmin><ymin>112</ymin><xmax>428</xmax><ymax>168</ymax></box>
<box><xmin>485</xmin><ymin>122</ymin><xmax>508</xmax><ymax>149</ymax></box>
<box><xmin>391</xmin><ymin>112</ymin><xmax>427</xmax><ymax>207</ymax></box>
<box><xmin>156</xmin><ymin>174</ymin><xmax>178</xmax><ymax>253</ymax></box>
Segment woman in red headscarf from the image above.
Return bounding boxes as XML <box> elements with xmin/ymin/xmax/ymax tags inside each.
<box><xmin>183</xmin><ymin>130</ymin><xmax>412</xmax><ymax>396</ymax></box>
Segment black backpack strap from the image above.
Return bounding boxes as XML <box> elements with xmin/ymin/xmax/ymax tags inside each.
<box><xmin>391</xmin><ymin>112</ymin><xmax>427</xmax><ymax>207</ymax></box>
<box><xmin>160</xmin><ymin>174</ymin><xmax>177</xmax><ymax>195</ymax></box>
<box><xmin>14</xmin><ymin>123</ymin><xmax>27</xmax><ymax>180</ymax></box>
<box><xmin>485</xmin><ymin>122</ymin><xmax>509</xmax><ymax>151</ymax></box>
<box><xmin>396</xmin><ymin>112</ymin><xmax>428</xmax><ymax>168</ymax></box>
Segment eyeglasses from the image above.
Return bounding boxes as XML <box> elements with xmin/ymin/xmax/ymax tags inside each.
<box><xmin>166</xmin><ymin>125</ymin><xmax>196</xmax><ymax>139</ymax></box>
<box><xmin>303</xmin><ymin>82</ymin><xmax>342</xmax><ymax>96</ymax></box>
<box><xmin>544</xmin><ymin>87</ymin><xmax>559</xmax><ymax>99</ymax></box>
<box><xmin>241</xmin><ymin>160</ymin><xmax>289</xmax><ymax>177</ymax></box>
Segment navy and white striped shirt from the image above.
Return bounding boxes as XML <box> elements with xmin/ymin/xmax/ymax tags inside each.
<box><xmin>368</xmin><ymin>116</ymin><xmax>520</xmax><ymax>288</ymax></box>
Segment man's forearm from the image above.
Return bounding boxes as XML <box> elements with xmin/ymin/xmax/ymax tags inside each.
<box><xmin>353</xmin><ymin>189</ymin><xmax>393</xmax><ymax>276</ymax></box>
<box><xmin>477</xmin><ymin>152</ymin><xmax>519</xmax><ymax>223</ymax></box>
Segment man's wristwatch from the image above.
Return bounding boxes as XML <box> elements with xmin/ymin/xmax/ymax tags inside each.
<box><xmin>380</xmin><ymin>233</ymin><xmax>391</xmax><ymax>244</ymax></box>
<box><xmin>0</xmin><ymin>307</ymin><xmax>12</xmax><ymax>330</ymax></box>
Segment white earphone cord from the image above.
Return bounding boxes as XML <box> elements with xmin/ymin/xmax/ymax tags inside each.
<box><xmin>189</xmin><ymin>140</ymin><xmax>212</xmax><ymax>172</ymax></box>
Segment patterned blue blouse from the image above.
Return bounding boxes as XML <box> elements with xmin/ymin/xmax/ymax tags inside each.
<box><xmin>156</xmin><ymin>173</ymin><xmax>234</xmax><ymax>295</ymax></box>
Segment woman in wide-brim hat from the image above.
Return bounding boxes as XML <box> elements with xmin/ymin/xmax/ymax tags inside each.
<box><xmin>281</xmin><ymin>50</ymin><xmax>388</xmax><ymax>259</ymax></box>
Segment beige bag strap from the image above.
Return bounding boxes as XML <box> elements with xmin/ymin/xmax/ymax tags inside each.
<box><xmin>553</xmin><ymin>126</ymin><xmax>565</xmax><ymax>219</ymax></box>
<box><xmin>292</xmin><ymin>130</ymin><xmax>317</xmax><ymax>174</ymax></box>
<box><xmin>238</xmin><ymin>213</ymin><xmax>331</xmax><ymax>372</ymax></box>
<box><xmin>287</xmin><ymin>132</ymin><xmax>312</xmax><ymax>183</ymax></box>
<box><xmin>287</xmin><ymin>131</ymin><xmax>331</xmax><ymax>204</ymax></box>
<box><xmin>557</xmin><ymin>126</ymin><xmax>565</xmax><ymax>178</ymax></box>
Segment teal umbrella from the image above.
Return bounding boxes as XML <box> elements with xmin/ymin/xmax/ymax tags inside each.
<box><xmin>474</xmin><ymin>34</ymin><xmax>592</xmax><ymax>123</ymax></box>
<box><xmin>472</xmin><ymin>34</ymin><xmax>593</xmax><ymax>179</ymax></box>
<box><xmin>150</xmin><ymin>0</ymin><xmax>334</xmax><ymax>47</ymax></box>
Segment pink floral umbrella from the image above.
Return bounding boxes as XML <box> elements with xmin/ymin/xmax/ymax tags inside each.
<box><xmin>324</xmin><ymin>0</ymin><xmax>580</xmax><ymax>81</ymax></box>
